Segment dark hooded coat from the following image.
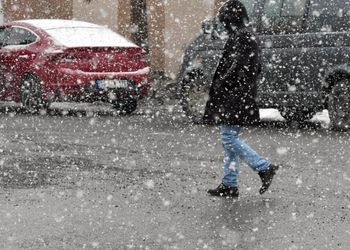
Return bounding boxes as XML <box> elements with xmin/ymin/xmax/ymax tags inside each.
<box><xmin>203</xmin><ymin>0</ymin><xmax>261</xmax><ymax>126</ymax></box>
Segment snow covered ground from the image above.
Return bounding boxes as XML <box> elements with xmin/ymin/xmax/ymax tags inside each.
<box><xmin>0</xmin><ymin>106</ymin><xmax>347</xmax><ymax>249</ymax></box>
<box><xmin>0</xmin><ymin>101</ymin><xmax>331</xmax><ymax>127</ymax></box>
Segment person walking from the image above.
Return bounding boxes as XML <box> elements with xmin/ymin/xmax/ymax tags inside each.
<box><xmin>205</xmin><ymin>0</ymin><xmax>279</xmax><ymax>198</ymax></box>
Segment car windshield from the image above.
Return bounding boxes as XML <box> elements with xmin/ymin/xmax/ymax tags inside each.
<box><xmin>45</xmin><ymin>27</ymin><xmax>137</xmax><ymax>48</ymax></box>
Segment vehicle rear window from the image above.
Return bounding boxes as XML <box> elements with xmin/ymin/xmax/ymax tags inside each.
<box><xmin>260</xmin><ymin>0</ymin><xmax>307</xmax><ymax>34</ymax></box>
<box><xmin>45</xmin><ymin>27</ymin><xmax>137</xmax><ymax>48</ymax></box>
<box><xmin>239</xmin><ymin>0</ymin><xmax>255</xmax><ymax>15</ymax></box>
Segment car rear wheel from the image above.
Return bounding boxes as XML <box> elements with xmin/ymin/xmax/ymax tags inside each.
<box><xmin>328</xmin><ymin>79</ymin><xmax>350</xmax><ymax>130</ymax></box>
<box><xmin>113</xmin><ymin>98</ymin><xmax>138</xmax><ymax>115</ymax></box>
<box><xmin>180</xmin><ymin>74</ymin><xmax>210</xmax><ymax>124</ymax></box>
<box><xmin>20</xmin><ymin>74</ymin><xmax>48</xmax><ymax>113</ymax></box>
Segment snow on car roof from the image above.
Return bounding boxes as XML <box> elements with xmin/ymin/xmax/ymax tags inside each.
<box><xmin>18</xmin><ymin>19</ymin><xmax>138</xmax><ymax>48</ymax></box>
<box><xmin>19</xmin><ymin>19</ymin><xmax>102</xmax><ymax>29</ymax></box>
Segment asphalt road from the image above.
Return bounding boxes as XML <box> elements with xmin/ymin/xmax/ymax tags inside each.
<box><xmin>0</xmin><ymin>100</ymin><xmax>349</xmax><ymax>249</ymax></box>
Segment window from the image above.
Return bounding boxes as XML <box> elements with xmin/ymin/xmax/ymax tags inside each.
<box><xmin>307</xmin><ymin>0</ymin><xmax>350</xmax><ymax>32</ymax></box>
<box><xmin>239</xmin><ymin>0</ymin><xmax>255</xmax><ymax>15</ymax></box>
<box><xmin>5</xmin><ymin>27</ymin><xmax>37</xmax><ymax>46</ymax></box>
<box><xmin>260</xmin><ymin>0</ymin><xmax>307</xmax><ymax>34</ymax></box>
<box><xmin>264</xmin><ymin>0</ymin><xmax>283</xmax><ymax>17</ymax></box>
<box><xmin>310</xmin><ymin>0</ymin><xmax>350</xmax><ymax>17</ymax></box>
<box><xmin>282</xmin><ymin>0</ymin><xmax>307</xmax><ymax>17</ymax></box>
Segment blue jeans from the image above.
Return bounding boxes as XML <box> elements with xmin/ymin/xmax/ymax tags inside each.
<box><xmin>220</xmin><ymin>125</ymin><xmax>270</xmax><ymax>188</ymax></box>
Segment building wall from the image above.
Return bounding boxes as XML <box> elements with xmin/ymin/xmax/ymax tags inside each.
<box><xmin>163</xmin><ymin>0</ymin><xmax>215</xmax><ymax>78</ymax></box>
<box><xmin>146</xmin><ymin>0</ymin><xmax>165</xmax><ymax>74</ymax></box>
<box><xmin>3</xmin><ymin>0</ymin><xmax>72</xmax><ymax>21</ymax></box>
<box><xmin>73</xmin><ymin>0</ymin><xmax>118</xmax><ymax>31</ymax></box>
<box><xmin>0</xmin><ymin>0</ymin><xmax>4</xmax><ymax>24</ymax></box>
<box><xmin>116</xmin><ymin>0</ymin><xmax>132</xmax><ymax>39</ymax></box>
<box><xmin>214</xmin><ymin>0</ymin><xmax>226</xmax><ymax>13</ymax></box>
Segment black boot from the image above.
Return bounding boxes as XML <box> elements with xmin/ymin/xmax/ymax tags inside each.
<box><xmin>207</xmin><ymin>183</ymin><xmax>239</xmax><ymax>198</ymax></box>
<box><xmin>258</xmin><ymin>164</ymin><xmax>279</xmax><ymax>194</ymax></box>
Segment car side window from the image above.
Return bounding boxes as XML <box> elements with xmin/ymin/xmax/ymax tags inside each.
<box><xmin>5</xmin><ymin>27</ymin><xmax>37</xmax><ymax>46</ymax></box>
<box><xmin>264</xmin><ymin>0</ymin><xmax>283</xmax><ymax>17</ymax></box>
<box><xmin>260</xmin><ymin>0</ymin><xmax>282</xmax><ymax>34</ymax></box>
<box><xmin>306</xmin><ymin>0</ymin><xmax>350</xmax><ymax>32</ymax></box>
<box><xmin>260</xmin><ymin>0</ymin><xmax>307</xmax><ymax>35</ymax></box>
<box><xmin>310</xmin><ymin>0</ymin><xmax>350</xmax><ymax>16</ymax></box>
<box><xmin>281</xmin><ymin>0</ymin><xmax>306</xmax><ymax>17</ymax></box>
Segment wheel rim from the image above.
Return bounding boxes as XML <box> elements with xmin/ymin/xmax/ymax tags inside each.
<box><xmin>186</xmin><ymin>82</ymin><xmax>209</xmax><ymax>122</ymax></box>
<box><xmin>328</xmin><ymin>80</ymin><xmax>350</xmax><ymax>129</ymax></box>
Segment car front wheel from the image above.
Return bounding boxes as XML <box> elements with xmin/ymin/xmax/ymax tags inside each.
<box><xmin>328</xmin><ymin>79</ymin><xmax>350</xmax><ymax>130</ymax></box>
<box><xmin>20</xmin><ymin>74</ymin><xmax>48</xmax><ymax>113</ymax></box>
<box><xmin>180</xmin><ymin>74</ymin><xmax>210</xmax><ymax>124</ymax></box>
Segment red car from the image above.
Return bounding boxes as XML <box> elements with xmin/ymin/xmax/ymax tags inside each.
<box><xmin>0</xmin><ymin>19</ymin><xmax>150</xmax><ymax>114</ymax></box>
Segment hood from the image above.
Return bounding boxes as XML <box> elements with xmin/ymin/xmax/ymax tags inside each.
<box><xmin>217</xmin><ymin>0</ymin><xmax>249</xmax><ymax>33</ymax></box>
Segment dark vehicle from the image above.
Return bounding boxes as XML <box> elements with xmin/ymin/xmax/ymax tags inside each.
<box><xmin>178</xmin><ymin>0</ymin><xmax>350</xmax><ymax>128</ymax></box>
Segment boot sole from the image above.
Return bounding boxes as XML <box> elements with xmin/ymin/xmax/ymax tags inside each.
<box><xmin>259</xmin><ymin>165</ymin><xmax>279</xmax><ymax>194</ymax></box>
